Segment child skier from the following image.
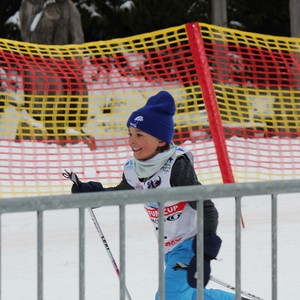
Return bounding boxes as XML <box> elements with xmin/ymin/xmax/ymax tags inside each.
<box><xmin>66</xmin><ymin>91</ymin><xmax>240</xmax><ymax>300</ymax></box>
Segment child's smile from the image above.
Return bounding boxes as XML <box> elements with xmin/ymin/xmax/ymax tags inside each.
<box><xmin>128</xmin><ymin>127</ymin><xmax>166</xmax><ymax>160</ymax></box>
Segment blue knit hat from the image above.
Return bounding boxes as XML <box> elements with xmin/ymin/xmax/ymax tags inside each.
<box><xmin>126</xmin><ymin>91</ymin><xmax>175</xmax><ymax>144</ymax></box>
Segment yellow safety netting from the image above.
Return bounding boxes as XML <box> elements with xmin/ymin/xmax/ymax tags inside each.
<box><xmin>1</xmin><ymin>23</ymin><xmax>300</xmax><ymax>197</ymax></box>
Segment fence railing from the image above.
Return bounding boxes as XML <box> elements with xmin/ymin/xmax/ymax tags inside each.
<box><xmin>1</xmin><ymin>179</ymin><xmax>300</xmax><ymax>300</ymax></box>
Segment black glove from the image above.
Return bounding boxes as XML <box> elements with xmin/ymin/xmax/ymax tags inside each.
<box><xmin>187</xmin><ymin>234</ymin><xmax>222</xmax><ymax>288</ymax></box>
<box><xmin>62</xmin><ymin>169</ymin><xmax>104</xmax><ymax>193</ymax></box>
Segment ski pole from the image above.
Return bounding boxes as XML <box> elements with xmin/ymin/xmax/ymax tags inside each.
<box><xmin>62</xmin><ymin>170</ymin><xmax>132</xmax><ymax>300</ymax></box>
<box><xmin>210</xmin><ymin>276</ymin><xmax>264</xmax><ymax>300</ymax></box>
<box><xmin>88</xmin><ymin>208</ymin><xmax>132</xmax><ymax>300</ymax></box>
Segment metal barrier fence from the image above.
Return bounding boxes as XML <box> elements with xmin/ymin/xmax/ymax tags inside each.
<box><xmin>1</xmin><ymin>179</ymin><xmax>300</xmax><ymax>300</ymax></box>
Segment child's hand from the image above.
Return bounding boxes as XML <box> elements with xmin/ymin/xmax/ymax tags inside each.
<box><xmin>187</xmin><ymin>234</ymin><xmax>222</xmax><ymax>288</ymax></box>
<box><xmin>62</xmin><ymin>169</ymin><xmax>105</xmax><ymax>193</ymax></box>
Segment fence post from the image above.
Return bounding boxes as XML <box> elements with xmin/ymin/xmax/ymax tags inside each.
<box><xmin>196</xmin><ymin>201</ymin><xmax>204</xmax><ymax>300</ymax></box>
<box><xmin>37</xmin><ymin>210</ymin><xmax>43</xmax><ymax>300</ymax></box>
<box><xmin>235</xmin><ymin>197</ymin><xmax>242</xmax><ymax>300</ymax></box>
<box><xmin>158</xmin><ymin>204</ymin><xmax>165</xmax><ymax>300</ymax></box>
<box><xmin>271</xmin><ymin>194</ymin><xmax>278</xmax><ymax>300</ymax></box>
<box><xmin>79</xmin><ymin>208</ymin><xmax>85</xmax><ymax>300</ymax></box>
<box><xmin>119</xmin><ymin>204</ymin><xmax>126</xmax><ymax>300</ymax></box>
<box><xmin>0</xmin><ymin>214</ymin><xmax>1</xmax><ymax>300</ymax></box>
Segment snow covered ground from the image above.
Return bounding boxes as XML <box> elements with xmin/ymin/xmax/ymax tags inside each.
<box><xmin>1</xmin><ymin>182</ymin><xmax>299</xmax><ymax>300</ymax></box>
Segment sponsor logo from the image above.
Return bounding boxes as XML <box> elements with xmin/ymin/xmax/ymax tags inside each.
<box><xmin>165</xmin><ymin>237</ymin><xmax>183</xmax><ymax>247</ymax></box>
<box><xmin>144</xmin><ymin>202</ymin><xmax>186</xmax><ymax>221</ymax></box>
<box><xmin>130</xmin><ymin>115</ymin><xmax>144</xmax><ymax>128</ymax></box>
<box><xmin>162</xmin><ymin>157</ymin><xmax>173</xmax><ymax>172</ymax></box>
<box><xmin>147</xmin><ymin>176</ymin><xmax>161</xmax><ymax>189</ymax></box>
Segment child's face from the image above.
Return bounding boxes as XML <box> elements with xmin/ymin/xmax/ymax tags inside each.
<box><xmin>128</xmin><ymin>126</ymin><xmax>166</xmax><ymax>160</ymax></box>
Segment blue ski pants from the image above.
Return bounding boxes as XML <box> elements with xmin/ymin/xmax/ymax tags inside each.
<box><xmin>155</xmin><ymin>239</ymin><xmax>235</xmax><ymax>300</ymax></box>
